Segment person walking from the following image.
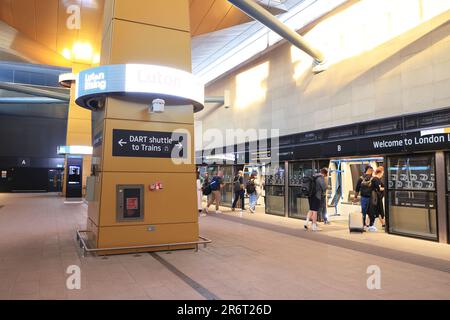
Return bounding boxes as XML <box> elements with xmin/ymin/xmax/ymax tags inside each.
<box><xmin>247</xmin><ymin>172</ymin><xmax>260</xmax><ymax>213</ymax></box>
<box><xmin>367</xmin><ymin>168</ymin><xmax>385</xmax><ymax>232</ymax></box>
<box><xmin>196</xmin><ymin>171</ymin><xmax>206</xmax><ymax>216</ymax></box>
<box><xmin>376</xmin><ymin>166</ymin><xmax>386</xmax><ymax>228</ymax></box>
<box><xmin>304</xmin><ymin>168</ymin><xmax>328</xmax><ymax>231</ymax></box>
<box><xmin>354</xmin><ymin>166</ymin><xmax>374</xmax><ymax>227</ymax></box>
<box><xmin>205</xmin><ymin>171</ymin><xmax>224</xmax><ymax>214</ymax></box>
<box><xmin>232</xmin><ymin>170</ymin><xmax>245</xmax><ymax>212</ymax></box>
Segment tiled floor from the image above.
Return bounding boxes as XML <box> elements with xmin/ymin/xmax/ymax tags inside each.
<box><xmin>0</xmin><ymin>193</ymin><xmax>449</xmax><ymax>300</ymax></box>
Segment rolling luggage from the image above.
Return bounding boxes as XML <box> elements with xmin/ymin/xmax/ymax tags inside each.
<box><xmin>349</xmin><ymin>211</ymin><xmax>364</xmax><ymax>233</ymax></box>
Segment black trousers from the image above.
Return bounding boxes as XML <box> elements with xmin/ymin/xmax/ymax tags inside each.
<box><xmin>232</xmin><ymin>190</ymin><xmax>245</xmax><ymax>210</ymax></box>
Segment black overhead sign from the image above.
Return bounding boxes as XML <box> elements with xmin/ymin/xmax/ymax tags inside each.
<box><xmin>112</xmin><ymin>129</ymin><xmax>187</xmax><ymax>159</ymax></box>
<box><xmin>288</xmin><ymin>129</ymin><xmax>450</xmax><ymax>159</ymax></box>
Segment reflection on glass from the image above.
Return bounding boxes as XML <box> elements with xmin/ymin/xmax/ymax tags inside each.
<box><xmin>288</xmin><ymin>161</ymin><xmax>313</xmax><ymax>219</ymax></box>
<box><xmin>387</xmin><ymin>154</ymin><xmax>437</xmax><ymax>241</ymax></box>
<box><xmin>447</xmin><ymin>153</ymin><xmax>450</xmax><ymax>192</ymax></box>
<box><xmin>446</xmin><ymin>153</ymin><xmax>450</xmax><ymax>241</ymax></box>
<box><xmin>265</xmin><ymin>185</ymin><xmax>284</xmax><ymax>216</ymax></box>
<box><xmin>388</xmin><ymin>191</ymin><xmax>437</xmax><ymax>240</ymax></box>
<box><xmin>289</xmin><ymin>187</ymin><xmax>309</xmax><ymax>219</ymax></box>
<box><xmin>388</xmin><ymin>155</ymin><xmax>435</xmax><ymax>191</ymax></box>
<box><xmin>265</xmin><ymin>164</ymin><xmax>285</xmax><ymax>185</ymax></box>
<box><xmin>289</xmin><ymin>161</ymin><xmax>313</xmax><ymax>186</ymax></box>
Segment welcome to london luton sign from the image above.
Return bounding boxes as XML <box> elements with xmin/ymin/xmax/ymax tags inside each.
<box><xmin>288</xmin><ymin>127</ymin><xmax>450</xmax><ymax>160</ymax></box>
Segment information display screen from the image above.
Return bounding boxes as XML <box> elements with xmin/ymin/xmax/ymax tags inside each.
<box><xmin>68</xmin><ymin>166</ymin><xmax>81</xmax><ymax>185</ymax></box>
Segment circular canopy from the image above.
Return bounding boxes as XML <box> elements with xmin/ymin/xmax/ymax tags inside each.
<box><xmin>75</xmin><ymin>64</ymin><xmax>205</xmax><ymax>113</ymax></box>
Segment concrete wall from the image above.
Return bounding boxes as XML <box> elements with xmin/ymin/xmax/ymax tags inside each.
<box><xmin>196</xmin><ymin>0</ymin><xmax>450</xmax><ymax>151</ymax></box>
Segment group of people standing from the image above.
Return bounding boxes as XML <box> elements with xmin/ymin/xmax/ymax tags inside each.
<box><xmin>195</xmin><ymin>170</ymin><xmax>262</xmax><ymax>216</ymax></box>
<box><xmin>303</xmin><ymin>164</ymin><xmax>385</xmax><ymax>233</ymax></box>
<box><xmin>196</xmin><ymin>164</ymin><xmax>386</xmax><ymax>233</ymax></box>
<box><xmin>231</xmin><ymin>170</ymin><xmax>261</xmax><ymax>213</ymax></box>
<box><xmin>354</xmin><ymin>165</ymin><xmax>386</xmax><ymax>232</ymax></box>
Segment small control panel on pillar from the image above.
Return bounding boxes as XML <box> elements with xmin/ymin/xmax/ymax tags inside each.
<box><xmin>116</xmin><ymin>185</ymin><xmax>144</xmax><ymax>222</ymax></box>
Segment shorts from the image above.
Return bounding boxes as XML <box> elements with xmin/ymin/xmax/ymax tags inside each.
<box><xmin>308</xmin><ymin>196</ymin><xmax>321</xmax><ymax>212</ymax></box>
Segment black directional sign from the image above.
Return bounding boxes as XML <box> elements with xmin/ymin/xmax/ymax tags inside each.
<box><xmin>112</xmin><ymin>129</ymin><xmax>188</xmax><ymax>159</ymax></box>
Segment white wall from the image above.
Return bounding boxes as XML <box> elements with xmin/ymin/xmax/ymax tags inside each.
<box><xmin>196</xmin><ymin>0</ymin><xmax>450</xmax><ymax>151</ymax></box>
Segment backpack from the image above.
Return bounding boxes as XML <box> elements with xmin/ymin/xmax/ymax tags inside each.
<box><xmin>299</xmin><ymin>175</ymin><xmax>318</xmax><ymax>197</ymax></box>
<box><xmin>246</xmin><ymin>179</ymin><xmax>256</xmax><ymax>194</ymax></box>
<box><xmin>202</xmin><ymin>184</ymin><xmax>212</xmax><ymax>196</ymax></box>
<box><xmin>209</xmin><ymin>176</ymin><xmax>221</xmax><ymax>191</ymax></box>
<box><xmin>233</xmin><ymin>177</ymin><xmax>241</xmax><ymax>193</ymax></box>
<box><xmin>359</xmin><ymin>175</ymin><xmax>373</xmax><ymax>197</ymax></box>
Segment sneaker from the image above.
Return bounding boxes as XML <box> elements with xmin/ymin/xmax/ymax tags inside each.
<box><xmin>249</xmin><ymin>208</ymin><xmax>255</xmax><ymax>213</ymax></box>
<box><xmin>216</xmin><ymin>210</ymin><xmax>222</xmax><ymax>214</ymax></box>
<box><xmin>324</xmin><ymin>220</ymin><xmax>330</xmax><ymax>225</ymax></box>
<box><xmin>312</xmin><ymin>224</ymin><xmax>322</xmax><ymax>232</ymax></box>
<box><xmin>204</xmin><ymin>207</ymin><xmax>209</xmax><ymax>214</ymax></box>
<box><xmin>200</xmin><ymin>213</ymin><xmax>207</xmax><ymax>217</ymax></box>
<box><xmin>304</xmin><ymin>224</ymin><xmax>309</xmax><ymax>231</ymax></box>
<box><xmin>368</xmin><ymin>226</ymin><xmax>378</xmax><ymax>232</ymax></box>
<box><xmin>232</xmin><ymin>208</ymin><xmax>235</xmax><ymax>212</ymax></box>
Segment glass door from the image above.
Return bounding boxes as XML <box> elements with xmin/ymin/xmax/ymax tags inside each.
<box><xmin>220</xmin><ymin>165</ymin><xmax>234</xmax><ymax>207</ymax></box>
<box><xmin>387</xmin><ymin>154</ymin><xmax>438</xmax><ymax>240</ymax></box>
<box><xmin>265</xmin><ymin>163</ymin><xmax>285</xmax><ymax>216</ymax></box>
<box><xmin>288</xmin><ymin>161</ymin><xmax>313</xmax><ymax>219</ymax></box>
<box><xmin>446</xmin><ymin>153</ymin><xmax>450</xmax><ymax>242</ymax></box>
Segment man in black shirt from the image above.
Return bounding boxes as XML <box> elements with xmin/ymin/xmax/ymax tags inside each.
<box><xmin>232</xmin><ymin>170</ymin><xmax>245</xmax><ymax>212</ymax></box>
<box><xmin>354</xmin><ymin>166</ymin><xmax>374</xmax><ymax>227</ymax></box>
<box><xmin>367</xmin><ymin>168</ymin><xmax>385</xmax><ymax>232</ymax></box>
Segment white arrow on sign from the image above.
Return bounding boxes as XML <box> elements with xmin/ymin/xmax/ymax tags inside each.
<box><xmin>118</xmin><ymin>139</ymin><xmax>127</xmax><ymax>147</ymax></box>
<box><xmin>175</xmin><ymin>142</ymin><xmax>183</xmax><ymax>149</ymax></box>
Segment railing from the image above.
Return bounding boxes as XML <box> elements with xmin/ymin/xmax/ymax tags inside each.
<box><xmin>76</xmin><ymin>230</ymin><xmax>212</xmax><ymax>257</ymax></box>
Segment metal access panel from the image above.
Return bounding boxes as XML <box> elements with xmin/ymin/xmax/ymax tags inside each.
<box><xmin>116</xmin><ymin>185</ymin><xmax>145</xmax><ymax>222</ymax></box>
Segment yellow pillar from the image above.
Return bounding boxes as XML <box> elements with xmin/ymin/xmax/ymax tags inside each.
<box><xmin>63</xmin><ymin>63</ymin><xmax>92</xmax><ymax>197</ymax></box>
<box><xmin>86</xmin><ymin>0</ymin><xmax>198</xmax><ymax>253</ymax></box>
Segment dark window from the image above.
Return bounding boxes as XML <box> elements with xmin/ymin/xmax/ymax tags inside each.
<box><xmin>363</xmin><ymin>120</ymin><xmax>400</xmax><ymax>135</ymax></box>
<box><xmin>326</xmin><ymin>127</ymin><xmax>357</xmax><ymax>139</ymax></box>
<box><xmin>404</xmin><ymin>117</ymin><xmax>418</xmax><ymax>129</ymax></box>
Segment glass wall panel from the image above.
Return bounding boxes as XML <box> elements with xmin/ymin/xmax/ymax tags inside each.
<box><xmin>446</xmin><ymin>153</ymin><xmax>450</xmax><ymax>242</ymax></box>
<box><xmin>265</xmin><ymin>164</ymin><xmax>285</xmax><ymax>216</ymax></box>
<box><xmin>288</xmin><ymin>161</ymin><xmax>313</xmax><ymax>219</ymax></box>
<box><xmin>387</xmin><ymin>155</ymin><xmax>438</xmax><ymax>240</ymax></box>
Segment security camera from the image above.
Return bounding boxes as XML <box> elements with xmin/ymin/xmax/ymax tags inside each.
<box><xmin>150</xmin><ymin>98</ymin><xmax>165</xmax><ymax>113</ymax></box>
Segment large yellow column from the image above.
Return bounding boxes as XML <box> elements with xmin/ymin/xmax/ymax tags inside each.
<box><xmin>86</xmin><ymin>0</ymin><xmax>198</xmax><ymax>253</ymax></box>
<box><xmin>63</xmin><ymin>63</ymin><xmax>92</xmax><ymax>197</ymax></box>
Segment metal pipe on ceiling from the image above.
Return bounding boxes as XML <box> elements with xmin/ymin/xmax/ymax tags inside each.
<box><xmin>0</xmin><ymin>97</ymin><xmax>66</xmax><ymax>104</ymax></box>
<box><xmin>228</xmin><ymin>0</ymin><xmax>325</xmax><ymax>64</ymax></box>
<box><xmin>0</xmin><ymin>82</ymin><xmax>70</xmax><ymax>101</ymax></box>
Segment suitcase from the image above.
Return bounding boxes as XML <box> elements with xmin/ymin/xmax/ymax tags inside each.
<box><xmin>349</xmin><ymin>211</ymin><xmax>364</xmax><ymax>233</ymax></box>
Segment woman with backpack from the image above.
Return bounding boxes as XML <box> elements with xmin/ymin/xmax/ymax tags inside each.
<box><xmin>247</xmin><ymin>172</ymin><xmax>260</xmax><ymax>213</ymax></box>
<box><xmin>232</xmin><ymin>170</ymin><xmax>245</xmax><ymax>212</ymax></box>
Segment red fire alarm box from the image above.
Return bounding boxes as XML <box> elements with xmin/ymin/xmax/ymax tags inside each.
<box><xmin>126</xmin><ymin>197</ymin><xmax>138</xmax><ymax>210</ymax></box>
<box><xmin>116</xmin><ymin>185</ymin><xmax>144</xmax><ymax>221</ymax></box>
